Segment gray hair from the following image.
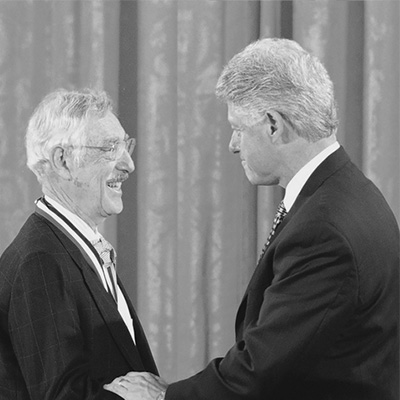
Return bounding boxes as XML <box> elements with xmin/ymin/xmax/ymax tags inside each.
<box><xmin>215</xmin><ymin>38</ymin><xmax>338</xmax><ymax>141</ymax></box>
<box><xmin>26</xmin><ymin>88</ymin><xmax>113</xmax><ymax>179</ymax></box>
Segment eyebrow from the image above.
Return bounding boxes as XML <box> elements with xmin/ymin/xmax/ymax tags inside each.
<box><xmin>228</xmin><ymin>118</ymin><xmax>244</xmax><ymax>130</ymax></box>
<box><xmin>103</xmin><ymin>135</ymin><xmax>129</xmax><ymax>144</ymax></box>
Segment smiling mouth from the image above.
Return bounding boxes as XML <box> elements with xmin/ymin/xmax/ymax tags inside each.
<box><xmin>106</xmin><ymin>174</ymin><xmax>128</xmax><ymax>192</ymax></box>
<box><xmin>107</xmin><ymin>181</ymin><xmax>122</xmax><ymax>191</ymax></box>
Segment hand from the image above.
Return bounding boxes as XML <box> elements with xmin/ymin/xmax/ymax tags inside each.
<box><xmin>104</xmin><ymin>371</ymin><xmax>168</xmax><ymax>400</ymax></box>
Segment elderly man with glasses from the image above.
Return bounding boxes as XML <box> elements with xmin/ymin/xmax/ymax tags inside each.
<box><xmin>0</xmin><ymin>88</ymin><xmax>158</xmax><ymax>399</ymax></box>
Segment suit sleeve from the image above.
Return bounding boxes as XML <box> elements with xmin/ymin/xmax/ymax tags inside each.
<box><xmin>166</xmin><ymin>221</ymin><xmax>358</xmax><ymax>400</ymax></box>
<box><xmin>8</xmin><ymin>251</ymin><xmax>119</xmax><ymax>400</ymax></box>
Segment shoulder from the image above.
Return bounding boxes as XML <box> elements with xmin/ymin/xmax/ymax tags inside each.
<box><xmin>2</xmin><ymin>213</ymin><xmax>62</xmax><ymax>258</ymax></box>
<box><xmin>0</xmin><ymin>213</ymin><xmax>72</xmax><ymax>285</ymax></box>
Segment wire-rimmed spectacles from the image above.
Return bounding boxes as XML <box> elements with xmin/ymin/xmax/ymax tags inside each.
<box><xmin>82</xmin><ymin>137</ymin><xmax>136</xmax><ymax>160</ymax></box>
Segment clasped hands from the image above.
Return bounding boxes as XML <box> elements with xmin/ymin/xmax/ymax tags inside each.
<box><xmin>104</xmin><ymin>371</ymin><xmax>168</xmax><ymax>400</ymax></box>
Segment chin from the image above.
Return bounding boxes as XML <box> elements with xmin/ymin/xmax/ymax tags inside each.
<box><xmin>103</xmin><ymin>200</ymin><xmax>124</xmax><ymax>216</ymax></box>
<box><xmin>246</xmin><ymin>173</ymin><xmax>273</xmax><ymax>186</ymax></box>
<box><xmin>245</xmin><ymin>171</ymin><xmax>262</xmax><ymax>185</ymax></box>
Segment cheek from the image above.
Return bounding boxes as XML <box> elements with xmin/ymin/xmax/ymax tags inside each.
<box><xmin>71</xmin><ymin>160</ymin><xmax>113</xmax><ymax>197</ymax></box>
<box><xmin>243</xmin><ymin>139</ymin><xmax>261</xmax><ymax>159</ymax></box>
<box><xmin>72</xmin><ymin>170</ymin><xmax>106</xmax><ymax>201</ymax></box>
<box><xmin>245</xmin><ymin>143</ymin><xmax>269</xmax><ymax>170</ymax></box>
<box><xmin>72</xmin><ymin>175</ymin><xmax>97</xmax><ymax>189</ymax></box>
<box><xmin>89</xmin><ymin>164</ymin><xmax>110</xmax><ymax>185</ymax></box>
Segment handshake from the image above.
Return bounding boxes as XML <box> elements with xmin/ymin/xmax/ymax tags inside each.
<box><xmin>104</xmin><ymin>371</ymin><xmax>168</xmax><ymax>400</ymax></box>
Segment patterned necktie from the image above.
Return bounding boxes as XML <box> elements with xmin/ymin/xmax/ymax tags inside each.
<box><xmin>258</xmin><ymin>201</ymin><xmax>287</xmax><ymax>263</ymax></box>
<box><xmin>92</xmin><ymin>237</ymin><xmax>118</xmax><ymax>303</ymax></box>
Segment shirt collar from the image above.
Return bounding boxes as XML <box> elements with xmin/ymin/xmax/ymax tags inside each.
<box><xmin>43</xmin><ymin>195</ymin><xmax>101</xmax><ymax>243</ymax></box>
<box><xmin>283</xmin><ymin>141</ymin><xmax>340</xmax><ymax>212</ymax></box>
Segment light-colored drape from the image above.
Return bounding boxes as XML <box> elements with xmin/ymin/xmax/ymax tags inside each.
<box><xmin>131</xmin><ymin>0</ymin><xmax>400</xmax><ymax>382</ymax></box>
<box><xmin>0</xmin><ymin>0</ymin><xmax>120</xmax><ymax>252</ymax></box>
<box><xmin>133</xmin><ymin>0</ymin><xmax>260</xmax><ymax>380</ymax></box>
<box><xmin>0</xmin><ymin>0</ymin><xmax>398</xmax><ymax>386</ymax></box>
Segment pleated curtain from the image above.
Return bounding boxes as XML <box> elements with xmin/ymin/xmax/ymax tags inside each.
<box><xmin>0</xmin><ymin>0</ymin><xmax>398</xmax><ymax>383</ymax></box>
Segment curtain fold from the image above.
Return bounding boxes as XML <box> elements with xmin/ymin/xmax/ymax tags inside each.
<box><xmin>131</xmin><ymin>0</ymin><xmax>400</xmax><ymax>382</ymax></box>
<box><xmin>0</xmin><ymin>0</ymin><xmax>398</xmax><ymax>386</ymax></box>
<box><xmin>363</xmin><ymin>0</ymin><xmax>399</xmax><ymax>210</ymax></box>
<box><xmin>0</xmin><ymin>0</ymin><xmax>120</xmax><ymax>252</ymax></box>
<box><xmin>134</xmin><ymin>0</ymin><xmax>261</xmax><ymax>380</ymax></box>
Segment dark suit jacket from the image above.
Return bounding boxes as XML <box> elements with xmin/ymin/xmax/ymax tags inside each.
<box><xmin>0</xmin><ymin>212</ymin><xmax>158</xmax><ymax>399</ymax></box>
<box><xmin>166</xmin><ymin>147</ymin><xmax>399</xmax><ymax>400</ymax></box>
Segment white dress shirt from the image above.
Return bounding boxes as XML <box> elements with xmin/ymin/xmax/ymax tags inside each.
<box><xmin>37</xmin><ymin>196</ymin><xmax>136</xmax><ymax>343</ymax></box>
<box><xmin>283</xmin><ymin>142</ymin><xmax>340</xmax><ymax>212</ymax></box>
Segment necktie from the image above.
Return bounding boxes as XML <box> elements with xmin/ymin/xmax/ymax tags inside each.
<box><xmin>92</xmin><ymin>237</ymin><xmax>118</xmax><ymax>303</ymax></box>
<box><xmin>258</xmin><ymin>201</ymin><xmax>287</xmax><ymax>263</ymax></box>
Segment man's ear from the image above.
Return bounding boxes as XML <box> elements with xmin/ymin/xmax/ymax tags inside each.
<box><xmin>266</xmin><ymin>111</ymin><xmax>286</xmax><ymax>143</ymax></box>
<box><xmin>50</xmin><ymin>146</ymin><xmax>72</xmax><ymax>179</ymax></box>
<box><xmin>266</xmin><ymin>111</ymin><xmax>281</xmax><ymax>134</ymax></box>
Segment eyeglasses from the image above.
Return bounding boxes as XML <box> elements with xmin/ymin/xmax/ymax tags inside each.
<box><xmin>82</xmin><ymin>137</ymin><xmax>136</xmax><ymax>160</ymax></box>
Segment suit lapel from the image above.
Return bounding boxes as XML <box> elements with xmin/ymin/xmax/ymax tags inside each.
<box><xmin>235</xmin><ymin>147</ymin><xmax>351</xmax><ymax>336</ymax></box>
<box><xmin>76</xmin><ymin>259</ymin><xmax>148</xmax><ymax>372</ymax></box>
<box><xmin>35</xmin><ymin>212</ymin><xmax>148</xmax><ymax>372</ymax></box>
<box><xmin>118</xmin><ymin>280</ymin><xmax>158</xmax><ymax>374</ymax></box>
<box><xmin>236</xmin><ymin>209</ymin><xmax>292</xmax><ymax>327</ymax></box>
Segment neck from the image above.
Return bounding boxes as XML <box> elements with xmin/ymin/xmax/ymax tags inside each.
<box><xmin>42</xmin><ymin>182</ymin><xmax>100</xmax><ymax>231</ymax></box>
<box><xmin>279</xmin><ymin>135</ymin><xmax>337</xmax><ymax>188</ymax></box>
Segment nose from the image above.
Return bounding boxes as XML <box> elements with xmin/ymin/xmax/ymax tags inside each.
<box><xmin>229</xmin><ymin>131</ymin><xmax>240</xmax><ymax>154</ymax></box>
<box><xmin>117</xmin><ymin>150</ymin><xmax>135</xmax><ymax>173</ymax></box>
